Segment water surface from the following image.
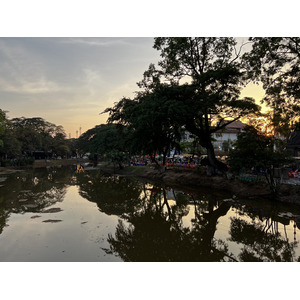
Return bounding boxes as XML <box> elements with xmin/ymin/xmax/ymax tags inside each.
<box><xmin>0</xmin><ymin>166</ymin><xmax>299</xmax><ymax>261</ymax></box>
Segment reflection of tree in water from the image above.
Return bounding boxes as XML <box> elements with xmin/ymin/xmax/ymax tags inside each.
<box><xmin>106</xmin><ymin>181</ymin><xmax>300</xmax><ymax>262</ymax></box>
<box><xmin>229</xmin><ymin>217</ymin><xmax>300</xmax><ymax>262</ymax></box>
<box><xmin>0</xmin><ymin>205</ymin><xmax>9</xmax><ymax>234</ymax></box>
<box><xmin>225</xmin><ymin>197</ymin><xmax>300</xmax><ymax>261</ymax></box>
<box><xmin>107</xmin><ymin>185</ymin><xmax>236</xmax><ymax>261</ymax></box>
<box><xmin>0</xmin><ymin>166</ymin><xmax>73</xmax><ymax>215</ymax></box>
<box><xmin>2</xmin><ymin>166</ymin><xmax>298</xmax><ymax>262</ymax></box>
<box><xmin>76</xmin><ymin>171</ymin><xmax>143</xmax><ymax>216</ymax></box>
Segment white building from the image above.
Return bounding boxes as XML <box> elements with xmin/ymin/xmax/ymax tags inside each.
<box><xmin>212</xmin><ymin>120</ymin><xmax>246</xmax><ymax>151</ymax></box>
<box><xmin>180</xmin><ymin>120</ymin><xmax>246</xmax><ymax>154</ymax></box>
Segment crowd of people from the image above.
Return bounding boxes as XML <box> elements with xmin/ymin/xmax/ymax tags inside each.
<box><xmin>130</xmin><ymin>155</ymin><xmax>204</xmax><ymax>169</ymax></box>
<box><xmin>129</xmin><ymin>155</ymin><xmax>300</xmax><ymax>181</ymax></box>
<box><xmin>289</xmin><ymin>168</ymin><xmax>300</xmax><ymax>178</ymax></box>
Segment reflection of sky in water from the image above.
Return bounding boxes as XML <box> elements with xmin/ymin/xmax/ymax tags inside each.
<box><xmin>0</xmin><ymin>186</ymin><xmax>122</xmax><ymax>262</ymax></box>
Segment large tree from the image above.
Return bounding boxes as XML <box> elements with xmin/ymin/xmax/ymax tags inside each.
<box><xmin>104</xmin><ymin>85</ymin><xmax>185</xmax><ymax>166</ymax></box>
<box><xmin>243</xmin><ymin>37</ymin><xmax>300</xmax><ymax>134</ymax></box>
<box><xmin>137</xmin><ymin>37</ymin><xmax>260</xmax><ymax>172</ymax></box>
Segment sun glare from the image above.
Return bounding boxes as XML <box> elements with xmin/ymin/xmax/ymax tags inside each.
<box><xmin>243</xmin><ymin>115</ymin><xmax>275</xmax><ymax>136</ymax></box>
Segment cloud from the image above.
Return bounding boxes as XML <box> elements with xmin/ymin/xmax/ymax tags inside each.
<box><xmin>0</xmin><ymin>37</ymin><xmax>160</xmax><ymax>135</ymax></box>
<box><xmin>60</xmin><ymin>37</ymin><xmax>130</xmax><ymax>47</ymax></box>
<box><xmin>0</xmin><ymin>76</ymin><xmax>62</xmax><ymax>94</ymax></box>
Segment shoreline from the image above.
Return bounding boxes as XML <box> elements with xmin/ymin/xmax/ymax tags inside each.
<box><xmin>98</xmin><ymin>165</ymin><xmax>300</xmax><ymax>206</ymax></box>
<box><xmin>1</xmin><ymin>161</ymin><xmax>300</xmax><ymax>205</ymax></box>
<box><xmin>0</xmin><ymin>158</ymin><xmax>81</xmax><ymax>175</ymax></box>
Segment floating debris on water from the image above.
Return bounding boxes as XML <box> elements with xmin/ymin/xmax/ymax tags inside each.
<box><xmin>43</xmin><ymin>219</ymin><xmax>62</xmax><ymax>223</ymax></box>
<box><xmin>222</xmin><ymin>198</ymin><xmax>234</xmax><ymax>202</ymax></box>
<box><xmin>31</xmin><ymin>215</ymin><xmax>41</xmax><ymax>219</ymax></box>
<box><xmin>23</xmin><ymin>204</ymin><xmax>39</xmax><ymax>209</ymax></box>
<box><xmin>18</xmin><ymin>199</ymin><xmax>28</xmax><ymax>202</ymax></box>
<box><xmin>42</xmin><ymin>207</ymin><xmax>63</xmax><ymax>213</ymax></box>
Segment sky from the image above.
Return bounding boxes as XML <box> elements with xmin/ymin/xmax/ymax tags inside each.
<box><xmin>0</xmin><ymin>37</ymin><xmax>267</xmax><ymax>138</ymax></box>
<box><xmin>0</xmin><ymin>37</ymin><xmax>162</xmax><ymax>137</ymax></box>
<box><xmin>1</xmin><ymin>2</ymin><xmax>298</xmax><ymax>140</ymax></box>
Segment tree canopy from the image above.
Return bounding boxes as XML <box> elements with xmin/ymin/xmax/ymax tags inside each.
<box><xmin>104</xmin><ymin>85</ymin><xmax>188</xmax><ymax>165</ymax></box>
<box><xmin>135</xmin><ymin>38</ymin><xmax>260</xmax><ymax>171</ymax></box>
<box><xmin>0</xmin><ymin>115</ymin><xmax>71</xmax><ymax>161</ymax></box>
<box><xmin>243</xmin><ymin>37</ymin><xmax>300</xmax><ymax>130</ymax></box>
<box><xmin>228</xmin><ymin>125</ymin><xmax>293</xmax><ymax>195</ymax></box>
<box><xmin>76</xmin><ymin>123</ymin><xmax>129</xmax><ymax>168</ymax></box>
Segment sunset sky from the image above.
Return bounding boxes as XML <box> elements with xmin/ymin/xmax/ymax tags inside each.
<box><xmin>1</xmin><ymin>1</ymin><xmax>297</xmax><ymax>138</ymax></box>
<box><xmin>0</xmin><ymin>37</ymin><xmax>162</xmax><ymax>137</ymax></box>
<box><xmin>0</xmin><ymin>37</ymin><xmax>267</xmax><ymax>137</ymax></box>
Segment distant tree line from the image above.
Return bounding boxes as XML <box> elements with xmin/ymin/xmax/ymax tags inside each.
<box><xmin>76</xmin><ymin>123</ymin><xmax>129</xmax><ymax>169</ymax></box>
<box><xmin>0</xmin><ymin>111</ymin><xmax>76</xmax><ymax>166</ymax></box>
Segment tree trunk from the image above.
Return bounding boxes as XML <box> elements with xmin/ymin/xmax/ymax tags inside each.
<box><xmin>206</xmin><ymin>142</ymin><xmax>228</xmax><ymax>173</ymax></box>
<box><xmin>185</xmin><ymin>120</ymin><xmax>228</xmax><ymax>174</ymax></box>
<box><xmin>264</xmin><ymin>167</ymin><xmax>280</xmax><ymax>199</ymax></box>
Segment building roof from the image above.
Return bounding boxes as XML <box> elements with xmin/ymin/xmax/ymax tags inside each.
<box><xmin>226</xmin><ymin>120</ymin><xmax>246</xmax><ymax>130</ymax></box>
<box><xmin>215</xmin><ymin>120</ymin><xmax>246</xmax><ymax>134</ymax></box>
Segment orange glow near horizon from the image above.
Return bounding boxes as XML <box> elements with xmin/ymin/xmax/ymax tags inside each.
<box><xmin>242</xmin><ymin>115</ymin><xmax>275</xmax><ymax>136</ymax></box>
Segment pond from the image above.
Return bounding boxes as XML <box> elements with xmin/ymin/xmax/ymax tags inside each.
<box><xmin>0</xmin><ymin>165</ymin><xmax>300</xmax><ymax>262</ymax></box>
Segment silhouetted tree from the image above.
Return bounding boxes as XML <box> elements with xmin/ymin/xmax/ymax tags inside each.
<box><xmin>77</xmin><ymin>124</ymin><xmax>129</xmax><ymax>168</ymax></box>
<box><xmin>243</xmin><ymin>37</ymin><xmax>300</xmax><ymax>133</ymax></box>
<box><xmin>229</xmin><ymin>125</ymin><xmax>293</xmax><ymax>196</ymax></box>
<box><xmin>104</xmin><ymin>86</ymin><xmax>184</xmax><ymax>166</ymax></box>
<box><xmin>135</xmin><ymin>37</ymin><xmax>260</xmax><ymax>172</ymax></box>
